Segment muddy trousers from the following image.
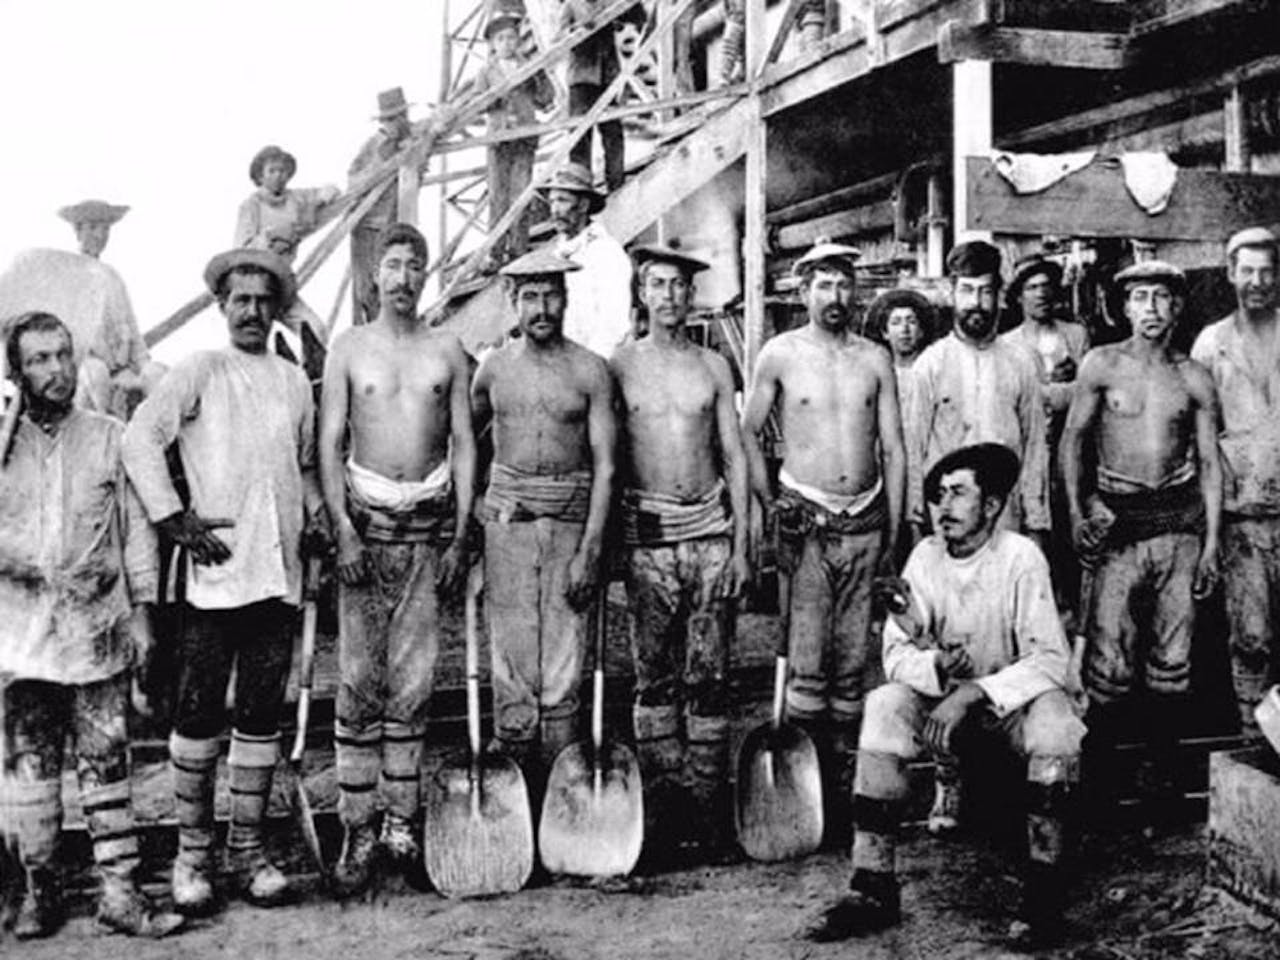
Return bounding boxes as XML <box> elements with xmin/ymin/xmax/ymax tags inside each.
<box><xmin>568</xmin><ymin>84</ymin><xmax>625</xmax><ymax>192</ymax></box>
<box><xmin>626</xmin><ymin>537</ymin><xmax>734</xmax><ymax>842</ymax></box>
<box><xmin>851</xmin><ymin>684</ymin><xmax>1083</xmax><ymax>908</ymax></box>
<box><xmin>335</xmin><ymin>541</ymin><xmax>442</xmax><ymax>828</ymax></box>
<box><xmin>1222</xmin><ymin>517</ymin><xmax>1280</xmax><ymax>735</ymax></box>
<box><xmin>168</xmin><ymin>601</ymin><xmax>294</xmax><ymax>873</ymax></box>
<box><xmin>1</xmin><ymin>672</ymin><xmax>140</xmax><ymax>899</ymax></box>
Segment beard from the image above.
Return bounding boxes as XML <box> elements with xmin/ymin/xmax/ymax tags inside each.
<box><xmin>957</xmin><ymin>307</ymin><xmax>997</xmax><ymax>341</ymax></box>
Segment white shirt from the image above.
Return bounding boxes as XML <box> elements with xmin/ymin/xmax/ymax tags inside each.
<box><xmin>556</xmin><ymin>220</ymin><xmax>633</xmax><ymax>358</ymax></box>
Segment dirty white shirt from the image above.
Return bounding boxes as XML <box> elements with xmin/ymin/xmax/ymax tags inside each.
<box><xmin>1191</xmin><ymin>312</ymin><xmax>1280</xmax><ymax>517</ymax></box>
<box><xmin>123</xmin><ymin>348</ymin><xmax>315</xmax><ymax>610</ymax></box>
<box><xmin>0</xmin><ymin>409</ymin><xmax>157</xmax><ymax>684</ymax></box>
<box><xmin>908</xmin><ymin>332</ymin><xmax>1049</xmax><ymax>530</ymax></box>
<box><xmin>883</xmin><ymin>530</ymin><xmax>1069</xmax><ymax>716</ymax></box>
<box><xmin>556</xmin><ymin>221</ymin><xmax>633</xmax><ymax>359</ymax></box>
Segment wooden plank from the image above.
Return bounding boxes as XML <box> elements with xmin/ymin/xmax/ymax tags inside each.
<box><xmin>964</xmin><ymin>154</ymin><xmax>1280</xmax><ymax>240</ymax></box>
<box><xmin>763</xmin><ymin>0</ymin><xmax>809</xmax><ymax>67</ymax></box>
<box><xmin>1225</xmin><ymin>84</ymin><xmax>1251</xmax><ymax>172</ymax></box>
<box><xmin>954</xmin><ymin>63</ymin><xmax>993</xmax><ymax>243</ymax></box>
<box><xmin>991</xmin><ymin>0</ymin><xmax>1134</xmax><ymax>32</ymax></box>
<box><xmin>938</xmin><ymin>23</ymin><xmax>1131</xmax><ymax>69</ymax></box>
<box><xmin>1131</xmin><ymin>0</ymin><xmax>1264</xmax><ymax>37</ymax></box>
<box><xmin>767</xmin><ymin>170</ymin><xmax>901</xmax><ymax>225</ymax></box>
<box><xmin>774</xmin><ymin>200</ymin><xmax>897</xmax><ymax>248</ymax></box>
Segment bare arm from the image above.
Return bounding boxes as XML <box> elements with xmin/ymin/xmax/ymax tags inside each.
<box><xmin>1059</xmin><ymin>350</ymin><xmax>1105</xmax><ymax>539</ymax></box>
<box><xmin>1189</xmin><ymin>360</ymin><xmax>1223</xmax><ymax>597</ymax></box>
<box><xmin>740</xmin><ymin>342</ymin><xmax>781</xmax><ymax>509</ymax></box>
<box><xmin>318</xmin><ymin>334</ymin><xmax>365</xmax><ymax>583</ymax></box>
<box><xmin>579</xmin><ymin>356</ymin><xmax>617</xmax><ymax>560</ymax></box>
<box><xmin>874</xmin><ymin>347</ymin><xmax>907</xmax><ymax>569</ymax></box>
<box><xmin>448</xmin><ymin>339</ymin><xmax>478</xmax><ymax>540</ymax></box>
<box><xmin>711</xmin><ymin>352</ymin><xmax>750</xmax><ymax>587</ymax></box>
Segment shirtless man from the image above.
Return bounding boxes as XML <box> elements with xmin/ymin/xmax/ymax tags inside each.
<box><xmin>742</xmin><ymin>240</ymin><xmax>906</xmax><ymax>840</ymax></box>
<box><xmin>1062</xmin><ymin>260</ymin><xmax>1221</xmax><ymax>822</ymax></box>
<box><xmin>320</xmin><ymin>223</ymin><xmax>476</xmax><ymax>896</ymax></box>
<box><xmin>1192</xmin><ymin>227</ymin><xmax>1280</xmax><ymax>736</ymax></box>
<box><xmin>471</xmin><ymin>249</ymin><xmax>616</xmax><ymax>790</ymax></box>
<box><xmin>610</xmin><ymin>244</ymin><xmax>750</xmax><ymax>860</ymax></box>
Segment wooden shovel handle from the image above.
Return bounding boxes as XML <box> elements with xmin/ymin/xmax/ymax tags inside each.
<box><xmin>289</xmin><ymin>558</ymin><xmax>321</xmax><ymax>765</ymax></box>
<box><xmin>592</xmin><ymin>599</ymin><xmax>605</xmax><ymax>752</ymax></box>
<box><xmin>465</xmin><ymin>564</ymin><xmax>484</xmax><ymax>760</ymax></box>
<box><xmin>772</xmin><ymin>568</ymin><xmax>791</xmax><ymax>731</ymax></box>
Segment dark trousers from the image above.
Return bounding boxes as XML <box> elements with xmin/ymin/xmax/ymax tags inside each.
<box><xmin>569</xmin><ymin>83</ymin><xmax>625</xmax><ymax>192</ymax></box>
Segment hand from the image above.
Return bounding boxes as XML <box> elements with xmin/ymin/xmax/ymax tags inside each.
<box><xmin>923</xmin><ymin>682</ymin><xmax>986</xmax><ymax>756</ymax></box>
<box><xmin>936</xmin><ymin>645</ymin><xmax>974</xmax><ymax>684</ymax></box>
<box><xmin>1048</xmin><ymin>355</ymin><xmax>1077</xmax><ymax>383</ymax></box>
<box><xmin>131</xmin><ymin>674</ymin><xmax>153</xmax><ymax>719</ymax></box>
<box><xmin>335</xmin><ymin>522</ymin><xmax>369</xmax><ymax>586</ymax></box>
<box><xmin>728</xmin><ymin>551</ymin><xmax>751</xmax><ymax>599</ymax></box>
<box><xmin>157</xmin><ymin>511</ymin><xmax>233</xmax><ymax>566</ymax></box>
<box><xmin>302</xmin><ymin>507</ymin><xmax>334</xmax><ymax>558</ymax></box>
<box><xmin>564</xmin><ymin>546</ymin><xmax>600</xmax><ymax>612</ymax></box>
<box><xmin>127</xmin><ymin>604</ymin><xmax>156</xmax><ymax>666</ymax></box>
<box><xmin>435</xmin><ymin>539</ymin><xmax>470</xmax><ymax>601</ymax></box>
<box><xmin>1072</xmin><ymin>500</ymin><xmax>1114</xmax><ymax>555</ymax></box>
<box><xmin>1192</xmin><ymin>541</ymin><xmax>1220</xmax><ymax>600</ymax></box>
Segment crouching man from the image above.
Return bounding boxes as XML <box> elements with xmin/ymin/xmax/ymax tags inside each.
<box><xmin>808</xmin><ymin>443</ymin><xmax>1085</xmax><ymax>947</ymax></box>
<box><xmin>0</xmin><ymin>313</ymin><xmax>184</xmax><ymax>939</ymax></box>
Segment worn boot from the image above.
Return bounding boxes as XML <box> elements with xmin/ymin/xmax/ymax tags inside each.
<box><xmin>926</xmin><ymin>759</ymin><xmax>962</xmax><ymax>835</ymax></box>
<box><xmin>14</xmin><ymin>866</ymin><xmax>62</xmax><ymax>940</ymax></box>
<box><xmin>634</xmin><ymin>704</ymin><xmax>686</xmax><ymax>870</ymax></box>
<box><xmin>687</xmin><ymin>713</ymin><xmax>736</xmax><ymax>863</ymax></box>
<box><xmin>827</xmin><ymin>718</ymin><xmax>861</xmax><ymax>850</ymax></box>
<box><xmin>1013</xmin><ymin>764</ymin><xmax>1075</xmax><ymax>947</ymax></box>
<box><xmin>806</xmin><ymin>870</ymin><xmax>901</xmax><ymax>941</ymax></box>
<box><xmin>381</xmin><ymin>721</ymin><xmax>429</xmax><ymax>890</ymax></box>
<box><xmin>169</xmin><ymin>733</ymin><xmax>220</xmax><ymax>916</ymax></box>
<box><xmin>381</xmin><ymin>814</ymin><xmax>428</xmax><ymax>891</ymax></box>
<box><xmin>226</xmin><ymin>731</ymin><xmax>291</xmax><ymax>907</ymax></box>
<box><xmin>97</xmin><ymin>876</ymin><xmax>184</xmax><ymax>938</ymax></box>
<box><xmin>331</xmin><ymin>821</ymin><xmax>381</xmax><ymax>899</ymax></box>
<box><xmin>10</xmin><ymin>777</ymin><xmax>64</xmax><ymax>939</ymax></box>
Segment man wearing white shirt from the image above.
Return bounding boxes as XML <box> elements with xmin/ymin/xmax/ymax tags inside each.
<box><xmin>537</xmin><ymin>162</ymin><xmax>633</xmax><ymax>358</ymax></box>
<box><xmin>808</xmin><ymin>443</ymin><xmax>1084</xmax><ymax>947</ymax></box>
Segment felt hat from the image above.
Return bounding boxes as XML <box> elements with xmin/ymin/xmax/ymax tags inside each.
<box><xmin>500</xmin><ymin>248</ymin><xmax>583</xmax><ymax>280</ymax></box>
<box><xmin>536</xmin><ymin>163</ymin><xmax>606</xmax><ymax>214</ymax></box>
<box><xmin>791</xmin><ymin>237</ymin><xmax>860</xmax><ymax>278</ymax></box>
<box><xmin>1112</xmin><ymin>259</ymin><xmax>1186</xmax><ymax>296</ymax></box>
<box><xmin>57</xmin><ymin>200</ymin><xmax>129</xmax><ymax>226</ymax></box>
<box><xmin>924</xmin><ymin>442</ymin><xmax>1021</xmax><ymax>506</ymax></box>
<box><xmin>485</xmin><ymin>11</ymin><xmax>523</xmax><ymax>38</ymax></box>
<box><xmin>946</xmin><ymin>240</ymin><xmax>1002</xmax><ymax>279</ymax></box>
<box><xmin>631</xmin><ymin>241</ymin><xmax>710</xmax><ymax>276</ymax></box>
<box><xmin>1225</xmin><ymin>226</ymin><xmax>1279</xmax><ymax>260</ymax></box>
<box><xmin>373</xmin><ymin>87</ymin><xmax>410</xmax><ymax>121</ymax></box>
<box><xmin>1006</xmin><ymin>254</ymin><xmax>1064</xmax><ymax>303</ymax></box>
<box><xmin>203</xmin><ymin>248</ymin><xmax>297</xmax><ymax>306</ymax></box>
<box><xmin>248</xmin><ymin>145</ymin><xmax>297</xmax><ymax>186</ymax></box>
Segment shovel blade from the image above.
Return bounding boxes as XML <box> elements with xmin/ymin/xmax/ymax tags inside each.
<box><xmin>539</xmin><ymin>741</ymin><xmax>644</xmax><ymax>878</ymax></box>
<box><xmin>423</xmin><ymin>751</ymin><xmax>534</xmax><ymax>898</ymax></box>
<box><xmin>735</xmin><ymin>722</ymin><xmax>823</xmax><ymax>862</ymax></box>
<box><xmin>289</xmin><ymin>764</ymin><xmax>326</xmax><ymax>875</ymax></box>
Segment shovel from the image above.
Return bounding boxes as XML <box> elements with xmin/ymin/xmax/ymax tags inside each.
<box><xmin>423</xmin><ymin>565</ymin><xmax>533</xmax><ymax>897</ymax></box>
<box><xmin>539</xmin><ymin>597</ymin><xmax>644</xmax><ymax>877</ymax></box>
<box><xmin>735</xmin><ymin>569</ymin><xmax>823</xmax><ymax>861</ymax></box>
<box><xmin>285</xmin><ymin>558</ymin><xmax>325</xmax><ymax>875</ymax></box>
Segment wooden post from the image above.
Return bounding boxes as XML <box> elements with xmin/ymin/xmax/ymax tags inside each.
<box><xmin>925</xmin><ymin>171</ymin><xmax>946</xmax><ymax>277</ymax></box>
<box><xmin>437</xmin><ymin>0</ymin><xmax>452</xmax><ymax>298</ymax></box>
<box><xmin>398</xmin><ymin>158</ymin><xmax>421</xmax><ymax>224</ymax></box>
<box><xmin>743</xmin><ymin>0</ymin><xmax>768</xmax><ymax>378</ymax></box>
<box><xmin>952</xmin><ymin>58</ymin><xmax>993</xmax><ymax>242</ymax></box>
<box><xmin>1225</xmin><ymin>84</ymin><xmax>1251</xmax><ymax>173</ymax></box>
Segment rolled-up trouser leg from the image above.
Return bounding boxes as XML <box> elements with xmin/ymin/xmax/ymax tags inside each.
<box><xmin>785</xmin><ymin>532</ymin><xmax>832</xmax><ymax>725</ymax></box>
<box><xmin>335</xmin><ymin>721</ymin><xmax>382</xmax><ymax>829</ymax></box>
<box><xmin>537</xmin><ymin>519</ymin><xmax>588</xmax><ymax>764</ymax></box>
<box><xmin>1222</xmin><ymin>518</ymin><xmax>1280</xmax><ymax>735</ymax></box>
<box><xmin>852</xmin><ymin>683</ymin><xmax>924</xmax><ymax>872</ymax></box>
<box><xmin>74</xmin><ymin>674</ymin><xmax>140</xmax><ymax>890</ymax></box>
<box><xmin>1013</xmin><ymin>689</ymin><xmax>1085</xmax><ymax>882</ymax></box>
<box><xmin>486</xmin><ymin>521</ymin><xmax>544</xmax><ymax>762</ymax></box>
<box><xmin>169</xmin><ymin>733</ymin><xmax>220</xmax><ymax>869</ymax></box>
<box><xmin>381</xmin><ymin>723</ymin><xmax>424</xmax><ymax>823</ymax></box>
<box><xmin>226</xmin><ymin>731</ymin><xmax>280</xmax><ymax>864</ymax></box>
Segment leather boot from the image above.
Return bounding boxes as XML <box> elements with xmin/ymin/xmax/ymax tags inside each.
<box><xmin>228</xmin><ymin>843</ymin><xmax>292</xmax><ymax>907</ymax></box>
<box><xmin>381</xmin><ymin>814</ymin><xmax>429</xmax><ymax>891</ymax></box>
<box><xmin>172</xmin><ymin>852</ymin><xmax>217</xmax><ymax>917</ymax></box>
<box><xmin>96</xmin><ymin>875</ymin><xmax>185</xmax><ymax>938</ymax></box>
<box><xmin>331</xmin><ymin>821</ymin><xmax>380</xmax><ymax>900</ymax></box>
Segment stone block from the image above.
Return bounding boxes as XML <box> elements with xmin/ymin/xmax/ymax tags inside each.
<box><xmin>1208</xmin><ymin>746</ymin><xmax>1280</xmax><ymax>918</ymax></box>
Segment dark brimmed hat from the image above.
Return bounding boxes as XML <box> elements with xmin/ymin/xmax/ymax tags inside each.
<box><xmin>500</xmin><ymin>248</ymin><xmax>582</xmax><ymax>280</ymax></box>
<box><xmin>631</xmin><ymin>241</ymin><xmax>710</xmax><ymax>276</ymax></box>
<box><xmin>865</xmin><ymin>287</ymin><xmax>936</xmax><ymax>340</ymax></box>
<box><xmin>924</xmin><ymin>442</ymin><xmax>1020</xmax><ymax>505</ymax></box>
<box><xmin>1225</xmin><ymin>226</ymin><xmax>1279</xmax><ymax>261</ymax></box>
<box><xmin>203</xmin><ymin>248</ymin><xmax>297</xmax><ymax>306</ymax></box>
<box><xmin>249</xmin><ymin>145</ymin><xmax>297</xmax><ymax>186</ymax></box>
<box><xmin>374</xmin><ymin>87</ymin><xmax>410</xmax><ymax>121</ymax></box>
<box><xmin>792</xmin><ymin>238</ymin><xmax>860</xmax><ymax>278</ymax></box>
<box><xmin>946</xmin><ymin>240</ymin><xmax>1003</xmax><ymax>280</ymax></box>
<box><xmin>536</xmin><ymin>163</ymin><xmax>606</xmax><ymax>214</ymax></box>
<box><xmin>1112</xmin><ymin>259</ymin><xmax>1186</xmax><ymax>296</ymax></box>
<box><xmin>1006</xmin><ymin>254</ymin><xmax>1064</xmax><ymax>304</ymax></box>
<box><xmin>57</xmin><ymin>200</ymin><xmax>129</xmax><ymax>226</ymax></box>
<box><xmin>485</xmin><ymin>12</ymin><xmax>523</xmax><ymax>38</ymax></box>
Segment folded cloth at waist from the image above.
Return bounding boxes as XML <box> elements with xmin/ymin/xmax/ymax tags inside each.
<box><xmin>777</xmin><ymin>469</ymin><xmax>887</xmax><ymax>536</ymax></box>
<box><xmin>1097</xmin><ymin>458</ymin><xmax>1195</xmax><ymax>496</ymax></box>
<box><xmin>621</xmin><ymin>479</ymin><xmax>733</xmax><ymax>546</ymax></box>
<box><xmin>1089</xmin><ymin>477</ymin><xmax>1204</xmax><ymax>559</ymax></box>
<box><xmin>480</xmin><ymin>461</ymin><xmax>592</xmax><ymax>524</ymax></box>
<box><xmin>346</xmin><ymin>458</ymin><xmax>455</xmax><ymax>543</ymax></box>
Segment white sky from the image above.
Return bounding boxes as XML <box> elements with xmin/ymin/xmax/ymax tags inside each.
<box><xmin>0</xmin><ymin>0</ymin><xmax>445</xmax><ymax>364</ymax></box>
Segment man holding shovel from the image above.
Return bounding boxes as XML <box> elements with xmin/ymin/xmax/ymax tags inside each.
<box><xmin>320</xmin><ymin>223</ymin><xmax>477</xmax><ymax>897</ymax></box>
<box><xmin>610</xmin><ymin>243</ymin><xmax>750</xmax><ymax>862</ymax></box>
<box><xmin>0</xmin><ymin>313</ymin><xmax>184</xmax><ymax>939</ymax></box>
<box><xmin>123</xmin><ymin>248</ymin><xmax>327</xmax><ymax>915</ymax></box>
<box><xmin>741</xmin><ymin>240</ymin><xmax>906</xmax><ymax>844</ymax></box>
<box><xmin>808</xmin><ymin>443</ymin><xmax>1085</xmax><ymax>948</ymax></box>
<box><xmin>471</xmin><ymin>248</ymin><xmax>616</xmax><ymax>798</ymax></box>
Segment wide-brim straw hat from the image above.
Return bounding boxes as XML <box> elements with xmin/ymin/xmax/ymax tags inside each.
<box><xmin>57</xmin><ymin>200</ymin><xmax>129</xmax><ymax>226</ymax></box>
<box><xmin>249</xmin><ymin>145</ymin><xmax>298</xmax><ymax>186</ymax></box>
<box><xmin>536</xmin><ymin>163</ymin><xmax>606</xmax><ymax>214</ymax></box>
<box><xmin>203</xmin><ymin>248</ymin><xmax>298</xmax><ymax>306</ymax></box>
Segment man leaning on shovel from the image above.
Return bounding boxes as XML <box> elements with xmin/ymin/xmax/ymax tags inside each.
<box><xmin>471</xmin><ymin>248</ymin><xmax>616</xmax><ymax>800</ymax></box>
<box><xmin>320</xmin><ymin>223</ymin><xmax>477</xmax><ymax>897</ymax></box>
<box><xmin>609</xmin><ymin>242</ymin><xmax>750</xmax><ymax>865</ymax></box>
<box><xmin>123</xmin><ymin>248</ymin><xmax>328</xmax><ymax>916</ymax></box>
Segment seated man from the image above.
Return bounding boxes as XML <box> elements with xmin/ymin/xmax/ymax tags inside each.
<box><xmin>809</xmin><ymin>443</ymin><xmax>1086</xmax><ymax>946</ymax></box>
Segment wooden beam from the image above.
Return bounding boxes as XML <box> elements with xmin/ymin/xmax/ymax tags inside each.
<box><xmin>991</xmin><ymin>0</ymin><xmax>1134</xmax><ymax>32</ymax></box>
<box><xmin>1225</xmin><ymin>84</ymin><xmax>1251</xmax><ymax>172</ymax></box>
<box><xmin>1130</xmin><ymin>0</ymin><xmax>1262</xmax><ymax>37</ymax></box>
<box><xmin>953</xmin><ymin>61</ymin><xmax>993</xmax><ymax>241</ymax></box>
<box><xmin>938</xmin><ymin>23</ymin><xmax>1131</xmax><ymax>70</ymax></box>
<box><xmin>767</xmin><ymin>170</ymin><xmax>900</xmax><ymax>226</ymax></box>
<box><xmin>774</xmin><ymin>200</ymin><xmax>897</xmax><ymax>249</ymax></box>
<box><xmin>744</xmin><ymin>0</ymin><xmax>768</xmax><ymax>377</ymax></box>
<box><xmin>762</xmin><ymin>0</ymin><xmax>808</xmax><ymax>67</ymax></box>
<box><xmin>963</xmin><ymin>155</ymin><xmax>1280</xmax><ymax>240</ymax></box>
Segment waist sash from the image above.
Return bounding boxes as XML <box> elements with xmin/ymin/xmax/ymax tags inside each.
<box><xmin>621</xmin><ymin>480</ymin><xmax>732</xmax><ymax>546</ymax></box>
<box><xmin>481</xmin><ymin>462</ymin><xmax>592</xmax><ymax>523</ymax></box>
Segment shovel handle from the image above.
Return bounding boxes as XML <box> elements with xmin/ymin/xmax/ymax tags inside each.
<box><xmin>592</xmin><ymin>600</ymin><xmax>605</xmax><ymax>751</ymax></box>
<box><xmin>772</xmin><ymin>567</ymin><xmax>791</xmax><ymax>730</ymax></box>
<box><xmin>0</xmin><ymin>386</ymin><xmax>22</xmax><ymax>469</ymax></box>
<box><xmin>465</xmin><ymin>564</ymin><xmax>484</xmax><ymax>759</ymax></box>
<box><xmin>289</xmin><ymin>558</ymin><xmax>321</xmax><ymax>765</ymax></box>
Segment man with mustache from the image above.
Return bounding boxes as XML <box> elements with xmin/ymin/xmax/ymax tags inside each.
<box><xmin>610</xmin><ymin>244</ymin><xmax>750</xmax><ymax>862</ymax></box>
<box><xmin>539</xmin><ymin>163</ymin><xmax>633</xmax><ymax>359</ymax></box>
<box><xmin>1062</xmin><ymin>261</ymin><xmax>1221</xmax><ymax>825</ymax></box>
<box><xmin>808</xmin><ymin>443</ymin><xmax>1084</xmax><ymax>947</ymax></box>
<box><xmin>319</xmin><ymin>223</ymin><xmax>476</xmax><ymax>896</ymax></box>
<box><xmin>0</xmin><ymin>313</ymin><xmax>184</xmax><ymax>939</ymax></box>
<box><xmin>742</xmin><ymin>240</ymin><xmax>906</xmax><ymax>844</ymax></box>
<box><xmin>1192</xmin><ymin>227</ymin><xmax>1280</xmax><ymax>736</ymax></box>
<box><xmin>471</xmin><ymin>249</ymin><xmax>616</xmax><ymax>795</ymax></box>
<box><xmin>123</xmin><ymin>249</ymin><xmax>327</xmax><ymax>916</ymax></box>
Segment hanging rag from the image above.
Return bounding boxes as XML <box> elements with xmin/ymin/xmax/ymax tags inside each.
<box><xmin>1119</xmin><ymin>151</ymin><xmax>1179</xmax><ymax>215</ymax></box>
<box><xmin>991</xmin><ymin>150</ymin><xmax>1096</xmax><ymax>194</ymax></box>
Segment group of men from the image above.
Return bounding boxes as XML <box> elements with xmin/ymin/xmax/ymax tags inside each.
<box><xmin>4</xmin><ymin>147</ymin><xmax>1280</xmax><ymax>950</ymax></box>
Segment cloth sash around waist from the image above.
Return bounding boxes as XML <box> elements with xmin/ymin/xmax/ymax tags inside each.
<box><xmin>1094</xmin><ymin>477</ymin><xmax>1204</xmax><ymax>555</ymax></box>
<box><xmin>621</xmin><ymin>480</ymin><xmax>732</xmax><ymax>546</ymax></box>
<box><xmin>346</xmin><ymin>458</ymin><xmax>455</xmax><ymax>543</ymax></box>
<box><xmin>481</xmin><ymin>462</ymin><xmax>592</xmax><ymax>524</ymax></box>
<box><xmin>776</xmin><ymin>471</ymin><xmax>887</xmax><ymax>537</ymax></box>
